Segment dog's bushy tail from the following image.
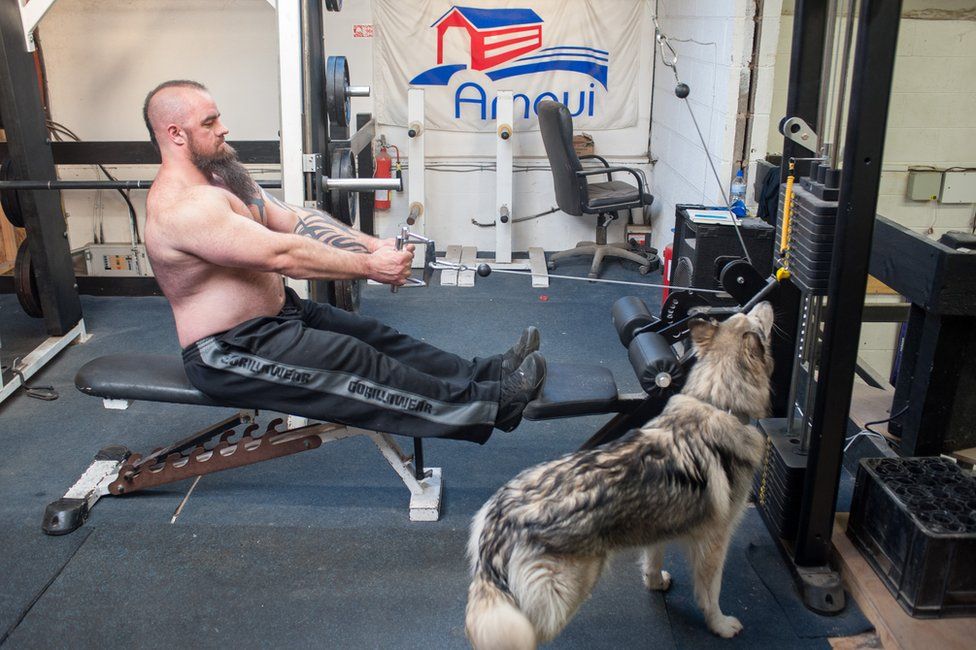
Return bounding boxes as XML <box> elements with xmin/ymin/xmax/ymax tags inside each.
<box><xmin>466</xmin><ymin>569</ymin><xmax>536</xmax><ymax>650</ymax></box>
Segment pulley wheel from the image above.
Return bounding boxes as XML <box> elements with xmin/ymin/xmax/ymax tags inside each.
<box><xmin>326</xmin><ymin>55</ymin><xmax>351</xmax><ymax>128</ymax></box>
<box><xmin>330</xmin><ymin>148</ymin><xmax>356</xmax><ymax>226</ymax></box>
<box><xmin>14</xmin><ymin>239</ymin><xmax>43</xmax><ymax>318</ymax></box>
<box><xmin>0</xmin><ymin>158</ymin><xmax>25</xmax><ymax>228</ymax></box>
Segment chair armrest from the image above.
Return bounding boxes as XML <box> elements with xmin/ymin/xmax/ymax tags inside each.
<box><xmin>580</xmin><ymin>154</ymin><xmax>612</xmax><ymax>182</ymax></box>
<box><xmin>576</xmin><ymin>166</ymin><xmax>646</xmax><ymax>194</ymax></box>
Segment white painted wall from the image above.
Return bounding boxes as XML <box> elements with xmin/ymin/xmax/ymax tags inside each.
<box><xmin>647</xmin><ymin>0</ymin><xmax>775</xmax><ymax>248</ymax></box>
<box><xmin>38</xmin><ymin>0</ymin><xmax>659</xmax><ymax>256</ymax></box>
<box><xmin>764</xmin><ymin>6</ymin><xmax>976</xmax><ymax>379</ymax></box>
<box><xmin>41</xmin><ymin>0</ymin><xmax>280</xmax><ymax>249</ymax></box>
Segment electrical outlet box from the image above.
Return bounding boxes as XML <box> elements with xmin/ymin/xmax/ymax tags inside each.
<box><xmin>941</xmin><ymin>171</ymin><xmax>976</xmax><ymax>204</ymax></box>
<box><xmin>83</xmin><ymin>244</ymin><xmax>153</xmax><ymax>277</ymax></box>
<box><xmin>907</xmin><ymin>170</ymin><xmax>942</xmax><ymax>201</ymax></box>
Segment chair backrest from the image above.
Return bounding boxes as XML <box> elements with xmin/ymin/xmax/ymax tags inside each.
<box><xmin>538</xmin><ymin>101</ymin><xmax>585</xmax><ymax>216</ymax></box>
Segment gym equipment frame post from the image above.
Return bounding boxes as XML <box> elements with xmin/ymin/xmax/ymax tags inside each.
<box><xmin>489</xmin><ymin>92</ymin><xmax>547</xmax><ymax>286</ymax></box>
<box><xmin>0</xmin><ymin>0</ymin><xmax>82</xmax><ymax>334</ymax></box>
<box><xmin>769</xmin><ymin>0</ymin><xmax>829</xmax><ymax>419</ymax></box>
<box><xmin>495</xmin><ymin>91</ymin><xmax>514</xmax><ymax>264</ymax></box>
<box><xmin>276</xmin><ymin>0</ymin><xmax>306</xmax><ymax>302</ymax></box>
<box><xmin>781</xmin><ymin>0</ymin><xmax>827</xmax><ymax>181</ymax></box>
<box><xmin>0</xmin><ymin>0</ymin><xmax>88</xmax><ymax>406</ymax></box>
<box><xmin>407</xmin><ymin>87</ymin><xmax>426</xmax><ymax>238</ymax></box>
<box><xmin>794</xmin><ymin>0</ymin><xmax>902</xmax><ymax>591</ymax></box>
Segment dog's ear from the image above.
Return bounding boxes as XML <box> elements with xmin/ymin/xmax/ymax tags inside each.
<box><xmin>742</xmin><ymin>331</ymin><xmax>765</xmax><ymax>358</ymax></box>
<box><xmin>689</xmin><ymin>318</ymin><xmax>718</xmax><ymax>351</ymax></box>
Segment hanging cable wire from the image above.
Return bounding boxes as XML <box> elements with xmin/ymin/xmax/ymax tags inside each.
<box><xmin>653</xmin><ymin>17</ymin><xmax>754</xmax><ymax>266</ymax></box>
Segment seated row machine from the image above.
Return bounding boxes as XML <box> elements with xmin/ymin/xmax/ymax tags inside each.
<box><xmin>43</xmin><ymin>259</ymin><xmax>775</xmax><ymax>536</ymax></box>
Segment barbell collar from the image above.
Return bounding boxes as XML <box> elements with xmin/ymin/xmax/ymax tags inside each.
<box><xmin>323</xmin><ymin>177</ymin><xmax>402</xmax><ymax>191</ymax></box>
<box><xmin>346</xmin><ymin>85</ymin><xmax>370</xmax><ymax>98</ymax></box>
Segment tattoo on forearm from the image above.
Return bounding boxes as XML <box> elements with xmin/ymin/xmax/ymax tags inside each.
<box><xmin>247</xmin><ymin>197</ymin><xmax>267</xmax><ymax>225</ymax></box>
<box><xmin>294</xmin><ymin>213</ymin><xmax>368</xmax><ymax>252</ymax></box>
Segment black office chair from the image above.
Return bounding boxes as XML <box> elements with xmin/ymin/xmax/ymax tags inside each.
<box><xmin>538</xmin><ymin>100</ymin><xmax>657</xmax><ymax>278</ymax></box>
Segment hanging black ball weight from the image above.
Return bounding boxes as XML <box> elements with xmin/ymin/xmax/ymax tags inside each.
<box><xmin>477</xmin><ymin>264</ymin><xmax>492</xmax><ymax>277</ymax></box>
<box><xmin>675</xmin><ymin>83</ymin><xmax>690</xmax><ymax>99</ymax></box>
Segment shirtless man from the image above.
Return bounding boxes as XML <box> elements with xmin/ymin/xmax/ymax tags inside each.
<box><xmin>142</xmin><ymin>80</ymin><xmax>544</xmax><ymax>442</ymax></box>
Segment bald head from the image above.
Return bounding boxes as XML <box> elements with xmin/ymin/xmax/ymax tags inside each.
<box><xmin>143</xmin><ymin>80</ymin><xmax>209</xmax><ymax>152</ymax></box>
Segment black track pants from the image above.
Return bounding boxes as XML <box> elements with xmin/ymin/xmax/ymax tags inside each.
<box><xmin>182</xmin><ymin>289</ymin><xmax>502</xmax><ymax>443</ymax></box>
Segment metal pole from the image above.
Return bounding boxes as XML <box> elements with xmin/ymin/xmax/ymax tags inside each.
<box><xmin>794</xmin><ymin>0</ymin><xmax>903</xmax><ymax>567</ymax></box>
<box><xmin>830</xmin><ymin>0</ymin><xmax>859</xmax><ymax>169</ymax></box>
<box><xmin>815</xmin><ymin>0</ymin><xmax>839</xmax><ymax>156</ymax></box>
<box><xmin>781</xmin><ymin>0</ymin><xmax>828</xmax><ymax>181</ymax></box>
<box><xmin>301</xmin><ymin>0</ymin><xmax>327</xmax><ymax>207</ymax></box>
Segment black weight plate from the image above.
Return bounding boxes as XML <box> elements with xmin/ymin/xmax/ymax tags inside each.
<box><xmin>330</xmin><ymin>148</ymin><xmax>356</xmax><ymax>226</ymax></box>
<box><xmin>326</xmin><ymin>55</ymin><xmax>350</xmax><ymax>128</ymax></box>
<box><xmin>332</xmin><ymin>279</ymin><xmax>361</xmax><ymax>313</ymax></box>
<box><xmin>659</xmin><ymin>290</ymin><xmax>709</xmax><ymax>343</ymax></box>
<box><xmin>0</xmin><ymin>158</ymin><xmax>25</xmax><ymax>228</ymax></box>
<box><xmin>14</xmin><ymin>239</ymin><xmax>43</xmax><ymax>318</ymax></box>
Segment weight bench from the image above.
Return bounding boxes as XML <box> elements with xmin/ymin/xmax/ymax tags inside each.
<box><xmin>43</xmin><ymin>352</ymin><xmax>648</xmax><ymax>535</ymax></box>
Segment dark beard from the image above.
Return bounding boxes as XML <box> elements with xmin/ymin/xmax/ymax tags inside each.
<box><xmin>191</xmin><ymin>145</ymin><xmax>257</xmax><ymax>204</ymax></box>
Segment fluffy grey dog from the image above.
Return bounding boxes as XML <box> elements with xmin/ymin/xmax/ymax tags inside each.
<box><xmin>466</xmin><ymin>302</ymin><xmax>775</xmax><ymax>649</ymax></box>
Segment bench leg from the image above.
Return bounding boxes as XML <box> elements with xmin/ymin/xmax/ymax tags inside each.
<box><xmin>43</xmin><ymin>445</ymin><xmax>130</xmax><ymax>535</ymax></box>
<box><xmin>366</xmin><ymin>432</ymin><xmax>443</xmax><ymax>522</ymax></box>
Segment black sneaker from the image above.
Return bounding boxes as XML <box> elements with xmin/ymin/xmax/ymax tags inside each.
<box><xmin>495</xmin><ymin>352</ymin><xmax>547</xmax><ymax>432</ymax></box>
<box><xmin>501</xmin><ymin>326</ymin><xmax>541</xmax><ymax>374</ymax></box>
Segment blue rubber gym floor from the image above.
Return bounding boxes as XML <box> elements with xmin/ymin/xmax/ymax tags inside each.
<box><xmin>0</xmin><ymin>259</ymin><xmax>871</xmax><ymax>648</ymax></box>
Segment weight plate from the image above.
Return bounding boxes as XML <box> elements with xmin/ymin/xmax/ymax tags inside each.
<box><xmin>326</xmin><ymin>55</ymin><xmax>351</xmax><ymax>128</ymax></box>
<box><xmin>330</xmin><ymin>148</ymin><xmax>356</xmax><ymax>226</ymax></box>
<box><xmin>659</xmin><ymin>290</ymin><xmax>709</xmax><ymax>343</ymax></box>
<box><xmin>0</xmin><ymin>158</ymin><xmax>25</xmax><ymax>228</ymax></box>
<box><xmin>331</xmin><ymin>279</ymin><xmax>361</xmax><ymax>313</ymax></box>
<box><xmin>14</xmin><ymin>239</ymin><xmax>43</xmax><ymax>318</ymax></box>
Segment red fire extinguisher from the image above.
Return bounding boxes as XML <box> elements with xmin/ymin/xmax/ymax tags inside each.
<box><xmin>374</xmin><ymin>146</ymin><xmax>392</xmax><ymax>210</ymax></box>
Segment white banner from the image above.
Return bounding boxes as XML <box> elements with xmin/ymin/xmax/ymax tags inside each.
<box><xmin>373</xmin><ymin>0</ymin><xmax>643</xmax><ymax>132</ymax></box>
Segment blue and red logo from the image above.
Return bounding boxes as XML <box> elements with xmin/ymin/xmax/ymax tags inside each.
<box><xmin>410</xmin><ymin>6</ymin><xmax>609</xmax><ymax>91</ymax></box>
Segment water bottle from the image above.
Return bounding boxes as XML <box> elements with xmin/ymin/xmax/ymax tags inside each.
<box><xmin>729</xmin><ymin>168</ymin><xmax>747</xmax><ymax>218</ymax></box>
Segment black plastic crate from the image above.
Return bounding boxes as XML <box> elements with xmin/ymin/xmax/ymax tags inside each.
<box><xmin>847</xmin><ymin>457</ymin><xmax>976</xmax><ymax>618</ymax></box>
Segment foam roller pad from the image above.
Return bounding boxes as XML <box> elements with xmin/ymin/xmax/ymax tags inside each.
<box><xmin>612</xmin><ymin>296</ymin><xmax>658</xmax><ymax>348</ymax></box>
<box><xmin>628</xmin><ymin>331</ymin><xmax>682</xmax><ymax>393</ymax></box>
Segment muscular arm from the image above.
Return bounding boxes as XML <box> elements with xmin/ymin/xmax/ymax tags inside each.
<box><xmin>169</xmin><ymin>188</ymin><xmax>409</xmax><ymax>284</ymax></box>
<box><xmin>256</xmin><ymin>189</ymin><xmax>383</xmax><ymax>253</ymax></box>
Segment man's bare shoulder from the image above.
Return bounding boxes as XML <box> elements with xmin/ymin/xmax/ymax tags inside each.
<box><xmin>150</xmin><ymin>184</ymin><xmax>231</xmax><ymax>223</ymax></box>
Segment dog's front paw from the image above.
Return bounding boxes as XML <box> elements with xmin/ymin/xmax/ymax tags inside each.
<box><xmin>643</xmin><ymin>569</ymin><xmax>672</xmax><ymax>592</ymax></box>
<box><xmin>708</xmin><ymin>614</ymin><xmax>743</xmax><ymax>638</ymax></box>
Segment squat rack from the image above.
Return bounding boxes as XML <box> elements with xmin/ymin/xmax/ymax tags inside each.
<box><xmin>0</xmin><ymin>0</ymin><xmax>394</xmax><ymax>403</ymax></box>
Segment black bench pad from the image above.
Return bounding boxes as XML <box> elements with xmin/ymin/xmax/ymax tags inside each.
<box><xmin>76</xmin><ymin>356</ymin><xmax>620</xmax><ymax>419</ymax></box>
<box><xmin>75</xmin><ymin>354</ymin><xmax>219</xmax><ymax>407</ymax></box>
<box><xmin>524</xmin><ymin>362</ymin><xmax>619</xmax><ymax>420</ymax></box>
